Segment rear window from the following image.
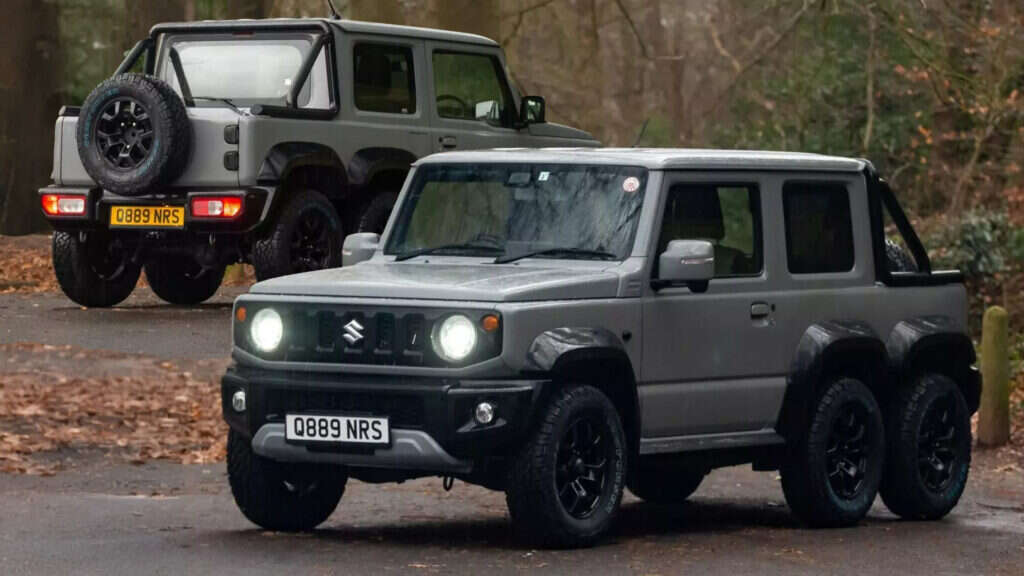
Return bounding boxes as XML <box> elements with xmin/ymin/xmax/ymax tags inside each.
<box><xmin>783</xmin><ymin>182</ymin><xmax>855</xmax><ymax>274</ymax></box>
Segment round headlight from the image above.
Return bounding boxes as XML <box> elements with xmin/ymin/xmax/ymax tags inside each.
<box><xmin>433</xmin><ymin>314</ymin><xmax>477</xmax><ymax>362</ymax></box>
<box><xmin>250</xmin><ymin>308</ymin><xmax>283</xmax><ymax>352</ymax></box>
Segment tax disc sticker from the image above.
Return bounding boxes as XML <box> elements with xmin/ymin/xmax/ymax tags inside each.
<box><xmin>538</xmin><ymin>171</ymin><xmax>550</xmax><ymax>181</ymax></box>
<box><xmin>622</xmin><ymin>176</ymin><xmax>641</xmax><ymax>193</ymax></box>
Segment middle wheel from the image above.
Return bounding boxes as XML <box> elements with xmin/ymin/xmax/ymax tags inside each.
<box><xmin>505</xmin><ymin>385</ymin><xmax>627</xmax><ymax>548</ymax></box>
<box><xmin>144</xmin><ymin>255</ymin><xmax>224</xmax><ymax>305</ymax></box>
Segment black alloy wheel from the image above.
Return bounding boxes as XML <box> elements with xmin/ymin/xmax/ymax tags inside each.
<box><xmin>916</xmin><ymin>393</ymin><xmax>959</xmax><ymax>493</ymax></box>
<box><xmin>291</xmin><ymin>207</ymin><xmax>335</xmax><ymax>272</ymax></box>
<box><xmin>556</xmin><ymin>416</ymin><xmax>612</xmax><ymax>519</ymax></box>
<box><xmin>95</xmin><ymin>98</ymin><xmax>155</xmax><ymax>170</ymax></box>
<box><xmin>825</xmin><ymin>403</ymin><xmax>871</xmax><ymax>500</ymax></box>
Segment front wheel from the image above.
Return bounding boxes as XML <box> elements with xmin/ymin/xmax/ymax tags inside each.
<box><xmin>880</xmin><ymin>374</ymin><xmax>971</xmax><ymax>520</ymax></box>
<box><xmin>505</xmin><ymin>385</ymin><xmax>627</xmax><ymax>548</ymax></box>
<box><xmin>144</xmin><ymin>255</ymin><xmax>224</xmax><ymax>305</ymax></box>
<box><xmin>252</xmin><ymin>191</ymin><xmax>343</xmax><ymax>281</ymax></box>
<box><xmin>227</xmin><ymin>430</ymin><xmax>346</xmax><ymax>532</ymax></box>
<box><xmin>52</xmin><ymin>231</ymin><xmax>140</xmax><ymax>307</ymax></box>
<box><xmin>781</xmin><ymin>377</ymin><xmax>885</xmax><ymax>527</ymax></box>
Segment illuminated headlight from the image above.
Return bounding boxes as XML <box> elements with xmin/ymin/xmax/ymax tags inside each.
<box><xmin>250</xmin><ymin>308</ymin><xmax>283</xmax><ymax>352</ymax></box>
<box><xmin>432</xmin><ymin>314</ymin><xmax>477</xmax><ymax>362</ymax></box>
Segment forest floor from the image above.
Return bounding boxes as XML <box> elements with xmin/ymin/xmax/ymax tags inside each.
<box><xmin>0</xmin><ymin>233</ymin><xmax>1022</xmax><ymax>574</ymax></box>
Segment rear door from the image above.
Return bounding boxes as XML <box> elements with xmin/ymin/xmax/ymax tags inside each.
<box><xmin>640</xmin><ymin>173</ymin><xmax>789</xmax><ymax>441</ymax></box>
<box><xmin>424</xmin><ymin>42</ymin><xmax>522</xmax><ymax>152</ymax></box>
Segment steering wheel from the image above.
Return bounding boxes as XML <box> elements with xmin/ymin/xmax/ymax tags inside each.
<box><xmin>436</xmin><ymin>94</ymin><xmax>471</xmax><ymax>118</ymax></box>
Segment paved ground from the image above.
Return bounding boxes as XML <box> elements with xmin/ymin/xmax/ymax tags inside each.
<box><xmin>1</xmin><ymin>282</ymin><xmax>1023</xmax><ymax>575</ymax></box>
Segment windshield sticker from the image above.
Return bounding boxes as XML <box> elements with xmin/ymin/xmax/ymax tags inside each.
<box><xmin>538</xmin><ymin>171</ymin><xmax>550</xmax><ymax>182</ymax></box>
<box><xmin>622</xmin><ymin>176</ymin><xmax>641</xmax><ymax>193</ymax></box>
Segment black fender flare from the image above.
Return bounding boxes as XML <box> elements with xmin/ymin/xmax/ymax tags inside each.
<box><xmin>256</xmin><ymin>142</ymin><xmax>348</xmax><ymax>188</ymax></box>
<box><xmin>886</xmin><ymin>316</ymin><xmax>980</xmax><ymax>413</ymax></box>
<box><xmin>777</xmin><ymin>321</ymin><xmax>889</xmax><ymax>440</ymax></box>
<box><xmin>347</xmin><ymin>147</ymin><xmax>417</xmax><ymax>191</ymax></box>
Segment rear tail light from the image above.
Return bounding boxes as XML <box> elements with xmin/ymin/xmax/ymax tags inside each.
<box><xmin>191</xmin><ymin>196</ymin><xmax>243</xmax><ymax>219</ymax></box>
<box><xmin>41</xmin><ymin>194</ymin><xmax>87</xmax><ymax>216</ymax></box>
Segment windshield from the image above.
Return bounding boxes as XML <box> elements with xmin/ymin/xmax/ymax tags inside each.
<box><xmin>159</xmin><ymin>33</ymin><xmax>330</xmax><ymax>108</ymax></box>
<box><xmin>385</xmin><ymin>164</ymin><xmax>648</xmax><ymax>261</ymax></box>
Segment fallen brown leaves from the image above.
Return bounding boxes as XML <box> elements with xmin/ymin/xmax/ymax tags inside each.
<box><xmin>0</xmin><ymin>235</ymin><xmax>59</xmax><ymax>294</ymax></box>
<box><xmin>0</xmin><ymin>345</ymin><xmax>226</xmax><ymax>475</ymax></box>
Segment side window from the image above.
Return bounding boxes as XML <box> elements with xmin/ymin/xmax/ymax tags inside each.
<box><xmin>432</xmin><ymin>51</ymin><xmax>510</xmax><ymax>124</ymax></box>
<box><xmin>783</xmin><ymin>182</ymin><xmax>855</xmax><ymax>274</ymax></box>
<box><xmin>656</xmin><ymin>184</ymin><xmax>762</xmax><ymax>277</ymax></box>
<box><xmin>353</xmin><ymin>43</ymin><xmax>415</xmax><ymax>114</ymax></box>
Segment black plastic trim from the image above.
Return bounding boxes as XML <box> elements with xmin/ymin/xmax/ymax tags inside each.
<box><xmin>886</xmin><ymin>317</ymin><xmax>980</xmax><ymax>413</ymax></box>
<box><xmin>114</xmin><ymin>38</ymin><xmax>153</xmax><ymax>76</ymax></box>
<box><xmin>58</xmin><ymin>106</ymin><xmax>81</xmax><ymax>118</ymax></box>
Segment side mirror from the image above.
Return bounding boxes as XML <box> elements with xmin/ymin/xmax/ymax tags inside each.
<box><xmin>475</xmin><ymin>100</ymin><xmax>500</xmax><ymax>123</ymax></box>
<box><xmin>656</xmin><ymin>239</ymin><xmax>714</xmax><ymax>293</ymax></box>
<box><xmin>342</xmin><ymin>232</ymin><xmax>380</xmax><ymax>267</ymax></box>
<box><xmin>519</xmin><ymin>95</ymin><xmax>545</xmax><ymax>126</ymax></box>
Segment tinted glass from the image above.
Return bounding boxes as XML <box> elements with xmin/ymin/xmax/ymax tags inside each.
<box><xmin>432</xmin><ymin>52</ymin><xmax>510</xmax><ymax>123</ymax></box>
<box><xmin>657</xmin><ymin>184</ymin><xmax>762</xmax><ymax>277</ymax></box>
<box><xmin>783</xmin><ymin>182</ymin><xmax>855</xmax><ymax>273</ymax></box>
<box><xmin>354</xmin><ymin>43</ymin><xmax>415</xmax><ymax>114</ymax></box>
<box><xmin>386</xmin><ymin>164</ymin><xmax>647</xmax><ymax>261</ymax></box>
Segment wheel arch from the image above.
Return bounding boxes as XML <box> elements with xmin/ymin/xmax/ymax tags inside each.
<box><xmin>347</xmin><ymin>147</ymin><xmax>416</xmax><ymax>197</ymax></box>
<box><xmin>886</xmin><ymin>317</ymin><xmax>980</xmax><ymax>413</ymax></box>
<box><xmin>255</xmin><ymin>142</ymin><xmax>348</xmax><ymax>228</ymax></box>
<box><xmin>777</xmin><ymin>321</ymin><xmax>890</xmax><ymax>440</ymax></box>
<box><xmin>525</xmin><ymin>327</ymin><xmax>641</xmax><ymax>463</ymax></box>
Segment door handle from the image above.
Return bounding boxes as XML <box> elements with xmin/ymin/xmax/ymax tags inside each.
<box><xmin>750</xmin><ymin>302</ymin><xmax>771</xmax><ymax>319</ymax></box>
<box><xmin>439</xmin><ymin>135</ymin><xmax>457</xmax><ymax>149</ymax></box>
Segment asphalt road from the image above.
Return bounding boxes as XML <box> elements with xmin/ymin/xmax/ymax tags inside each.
<box><xmin>1</xmin><ymin>287</ymin><xmax>1023</xmax><ymax>575</ymax></box>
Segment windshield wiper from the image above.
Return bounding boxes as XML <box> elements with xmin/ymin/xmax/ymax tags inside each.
<box><xmin>394</xmin><ymin>241</ymin><xmax>504</xmax><ymax>262</ymax></box>
<box><xmin>191</xmin><ymin>96</ymin><xmax>243</xmax><ymax>115</ymax></box>
<box><xmin>494</xmin><ymin>247</ymin><xmax>619</xmax><ymax>264</ymax></box>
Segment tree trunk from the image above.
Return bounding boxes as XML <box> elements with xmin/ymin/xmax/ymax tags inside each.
<box><xmin>227</xmin><ymin>0</ymin><xmax>268</xmax><ymax>20</ymax></box>
<box><xmin>0</xmin><ymin>0</ymin><xmax>62</xmax><ymax>235</ymax></box>
<box><xmin>432</xmin><ymin>0</ymin><xmax>499</xmax><ymax>42</ymax></box>
<box><xmin>126</xmin><ymin>1</ymin><xmax>186</xmax><ymax>47</ymax></box>
<box><xmin>350</xmin><ymin>0</ymin><xmax>405</xmax><ymax>24</ymax></box>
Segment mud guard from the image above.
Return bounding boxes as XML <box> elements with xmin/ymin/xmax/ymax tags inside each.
<box><xmin>256</xmin><ymin>142</ymin><xmax>347</xmax><ymax>187</ymax></box>
<box><xmin>777</xmin><ymin>321</ymin><xmax>889</xmax><ymax>440</ymax></box>
<box><xmin>886</xmin><ymin>316</ymin><xmax>980</xmax><ymax>413</ymax></box>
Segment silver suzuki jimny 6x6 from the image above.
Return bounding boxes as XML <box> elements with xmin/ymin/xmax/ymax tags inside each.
<box><xmin>222</xmin><ymin>148</ymin><xmax>979</xmax><ymax>548</ymax></box>
<box><xmin>38</xmin><ymin>18</ymin><xmax>596</xmax><ymax>308</ymax></box>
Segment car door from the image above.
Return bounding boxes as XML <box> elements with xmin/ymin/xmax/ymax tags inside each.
<box><xmin>424</xmin><ymin>41</ymin><xmax>523</xmax><ymax>152</ymax></box>
<box><xmin>639</xmin><ymin>173</ymin><xmax>789</xmax><ymax>442</ymax></box>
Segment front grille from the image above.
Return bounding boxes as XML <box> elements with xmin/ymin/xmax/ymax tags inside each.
<box><xmin>263</xmin><ymin>388</ymin><xmax>425</xmax><ymax>428</ymax></box>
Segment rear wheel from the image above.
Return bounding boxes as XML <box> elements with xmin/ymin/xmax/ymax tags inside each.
<box><xmin>52</xmin><ymin>231</ymin><xmax>140</xmax><ymax>307</ymax></box>
<box><xmin>505</xmin><ymin>385</ymin><xmax>627</xmax><ymax>548</ymax></box>
<box><xmin>781</xmin><ymin>377</ymin><xmax>885</xmax><ymax>527</ymax></box>
<box><xmin>357</xmin><ymin>191</ymin><xmax>399</xmax><ymax>235</ymax></box>
<box><xmin>252</xmin><ymin>191</ymin><xmax>343</xmax><ymax>281</ymax></box>
<box><xmin>880</xmin><ymin>374</ymin><xmax>971</xmax><ymax>520</ymax></box>
<box><xmin>144</xmin><ymin>255</ymin><xmax>224</xmax><ymax>305</ymax></box>
<box><xmin>227</xmin><ymin>429</ymin><xmax>346</xmax><ymax>532</ymax></box>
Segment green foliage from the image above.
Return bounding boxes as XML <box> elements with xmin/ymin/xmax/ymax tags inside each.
<box><xmin>926</xmin><ymin>211</ymin><xmax>1013</xmax><ymax>278</ymax></box>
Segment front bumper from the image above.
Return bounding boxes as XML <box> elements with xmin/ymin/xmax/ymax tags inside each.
<box><xmin>221</xmin><ymin>366</ymin><xmax>546</xmax><ymax>473</ymax></box>
<box><xmin>38</xmin><ymin>186</ymin><xmax>272</xmax><ymax>233</ymax></box>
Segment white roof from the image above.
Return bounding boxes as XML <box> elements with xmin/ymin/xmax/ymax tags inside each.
<box><xmin>415</xmin><ymin>148</ymin><xmax>868</xmax><ymax>173</ymax></box>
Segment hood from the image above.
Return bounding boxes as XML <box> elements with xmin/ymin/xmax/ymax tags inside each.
<box><xmin>527</xmin><ymin>121</ymin><xmax>599</xmax><ymax>143</ymax></box>
<box><xmin>250</xmin><ymin>261</ymin><xmax>621</xmax><ymax>302</ymax></box>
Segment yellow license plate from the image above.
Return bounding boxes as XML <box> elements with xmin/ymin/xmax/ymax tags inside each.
<box><xmin>109</xmin><ymin>205</ymin><xmax>185</xmax><ymax>228</ymax></box>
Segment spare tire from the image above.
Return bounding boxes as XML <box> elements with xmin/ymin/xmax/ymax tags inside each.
<box><xmin>77</xmin><ymin>73</ymin><xmax>191</xmax><ymax>196</ymax></box>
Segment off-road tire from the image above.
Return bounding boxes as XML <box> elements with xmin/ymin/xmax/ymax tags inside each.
<box><xmin>505</xmin><ymin>385</ymin><xmax>627</xmax><ymax>548</ymax></box>
<box><xmin>880</xmin><ymin>373</ymin><xmax>971</xmax><ymax>520</ymax></box>
<box><xmin>252</xmin><ymin>191</ymin><xmax>343</xmax><ymax>281</ymax></box>
<box><xmin>144</xmin><ymin>255</ymin><xmax>224</xmax><ymax>305</ymax></box>
<box><xmin>52</xmin><ymin>231</ymin><xmax>140</xmax><ymax>308</ymax></box>
<box><xmin>629</xmin><ymin>463</ymin><xmax>705</xmax><ymax>504</ymax></box>
<box><xmin>781</xmin><ymin>377</ymin><xmax>885</xmax><ymax>528</ymax></box>
<box><xmin>227</xmin><ymin>429</ymin><xmax>346</xmax><ymax>532</ymax></box>
<box><xmin>77</xmin><ymin>73</ymin><xmax>191</xmax><ymax>196</ymax></box>
<box><xmin>357</xmin><ymin>191</ymin><xmax>399</xmax><ymax>235</ymax></box>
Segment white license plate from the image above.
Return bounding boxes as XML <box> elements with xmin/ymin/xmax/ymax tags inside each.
<box><xmin>285</xmin><ymin>414</ymin><xmax>389</xmax><ymax>445</ymax></box>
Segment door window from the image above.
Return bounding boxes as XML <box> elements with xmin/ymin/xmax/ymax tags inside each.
<box><xmin>431</xmin><ymin>51</ymin><xmax>511</xmax><ymax>125</ymax></box>
<box><xmin>783</xmin><ymin>182</ymin><xmax>855</xmax><ymax>274</ymax></box>
<box><xmin>353</xmin><ymin>43</ymin><xmax>416</xmax><ymax>114</ymax></box>
<box><xmin>656</xmin><ymin>184</ymin><xmax>762</xmax><ymax>277</ymax></box>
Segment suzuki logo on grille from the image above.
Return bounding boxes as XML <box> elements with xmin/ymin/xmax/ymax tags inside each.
<box><xmin>342</xmin><ymin>319</ymin><xmax>365</xmax><ymax>345</ymax></box>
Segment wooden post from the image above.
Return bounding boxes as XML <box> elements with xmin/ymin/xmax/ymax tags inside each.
<box><xmin>978</xmin><ymin>306</ymin><xmax>1009</xmax><ymax>446</ymax></box>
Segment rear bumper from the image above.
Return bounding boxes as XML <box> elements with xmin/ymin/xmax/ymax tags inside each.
<box><xmin>38</xmin><ymin>185</ymin><xmax>273</xmax><ymax>233</ymax></box>
<box><xmin>221</xmin><ymin>365</ymin><xmax>546</xmax><ymax>472</ymax></box>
